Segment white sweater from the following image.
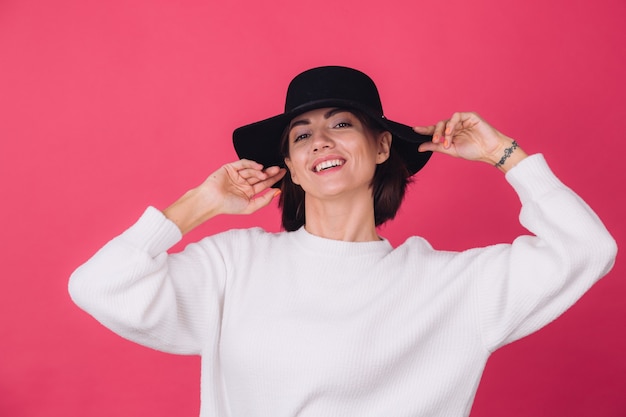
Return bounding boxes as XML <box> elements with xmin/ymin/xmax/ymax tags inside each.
<box><xmin>69</xmin><ymin>155</ymin><xmax>617</xmax><ymax>417</ymax></box>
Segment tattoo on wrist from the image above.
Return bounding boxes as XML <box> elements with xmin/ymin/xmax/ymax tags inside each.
<box><xmin>494</xmin><ymin>140</ymin><xmax>519</xmax><ymax>168</ymax></box>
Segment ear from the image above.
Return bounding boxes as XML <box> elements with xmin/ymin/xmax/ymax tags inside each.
<box><xmin>284</xmin><ymin>157</ymin><xmax>300</xmax><ymax>185</ymax></box>
<box><xmin>376</xmin><ymin>131</ymin><xmax>392</xmax><ymax>164</ymax></box>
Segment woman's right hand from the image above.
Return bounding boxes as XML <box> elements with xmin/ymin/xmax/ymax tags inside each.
<box><xmin>163</xmin><ymin>159</ymin><xmax>286</xmax><ymax>235</ymax></box>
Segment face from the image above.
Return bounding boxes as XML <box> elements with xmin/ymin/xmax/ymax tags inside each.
<box><xmin>284</xmin><ymin>108</ymin><xmax>391</xmax><ymax>200</ymax></box>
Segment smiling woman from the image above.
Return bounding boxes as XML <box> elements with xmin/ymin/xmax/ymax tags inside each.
<box><xmin>278</xmin><ymin>107</ymin><xmax>409</xmax><ymax>233</ymax></box>
<box><xmin>283</xmin><ymin>108</ymin><xmax>392</xmax><ymax>241</ymax></box>
<box><xmin>68</xmin><ymin>66</ymin><xmax>617</xmax><ymax>417</ymax></box>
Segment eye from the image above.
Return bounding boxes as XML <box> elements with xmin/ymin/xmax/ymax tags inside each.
<box><xmin>292</xmin><ymin>132</ymin><xmax>310</xmax><ymax>142</ymax></box>
<box><xmin>334</xmin><ymin>121</ymin><xmax>352</xmax><ymax>128</ymax></box>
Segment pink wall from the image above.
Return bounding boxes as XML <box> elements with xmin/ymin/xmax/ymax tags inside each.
<box><xmin>1</xmin><ymin>0</ymin><xmax>624</xmax><ymax>415</ymax></box>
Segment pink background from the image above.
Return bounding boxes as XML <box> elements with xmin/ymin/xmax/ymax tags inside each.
<box><xmin>1</xmin><ymin>0</ymin><xmax>624</xmax><ymax>416</ymax></box>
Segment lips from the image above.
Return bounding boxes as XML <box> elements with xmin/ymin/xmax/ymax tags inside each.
<box><xmin>313</xmin><ymin>158</ymin><xmax>345</xmax><ymax>173</ymax></box>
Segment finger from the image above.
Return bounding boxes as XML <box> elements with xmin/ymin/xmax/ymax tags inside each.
<box><xmin>231</xmin><ymin>159</ymin><xmax>265</xmax><ymax>171</ymax></box>
<box><xmin>417</xmin><ymin>141</ymin><xmax>437</xmax><ymax>153</ymax></box>
<box><xmin>432</xmin><ymin>120</ymin><xmax>447</xmax><ymax>145</ymax></box>
<box><xmin>442</xmin><ymin>112</ymin><xmax>466</xmax><ymax>149</ymax></box>
<box><xmin>243</xmin><ymin>188</ymin><xmax>282</xmax><ymax>214</ymax></box>
<box><xmin>445</xmin><ymin>112</ymin><xmax>480</xmax><ymax>136</ymax></box>
<box><xmin>251</xmin><ymin>168</ymin><xmax>287</xmax><ymax>195</ymax></box>
<box><xmin>223</xmin><ymin>160</ymin><xmax>266</xmax><ymax>182</ymax></box>
<box><xmin>412</xmin><ymin>125</ymin><xmax>435</xmax><ymax>135</ymax></box>
<box><xmin>418</xmin><ymin>141</ymin><xmax>452</xmax><ymax>155</ymax></box>
<box><xmin>238</xmin><ymin>167</ymin><xmax>267</xmax><ymax>180</ymax></box>
<box><xmin>239</xmin><ymin>165</ymin><xmax>283</xmax><ymax>183</ymax></box>
<box><xmin>223</xmin><ymin>165</ymin><xmax>268</xmax><ymax>188</ymax></box>
<box><xmin>263</xmin><ymin>165</ymin><xmax>283</xmax><ymax>176</ymax></box>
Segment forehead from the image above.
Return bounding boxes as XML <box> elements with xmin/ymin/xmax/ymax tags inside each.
<box><xmin>289</xmin><ymin>107</ymin><xmax>354</xmax><ymax>126</ymax></box>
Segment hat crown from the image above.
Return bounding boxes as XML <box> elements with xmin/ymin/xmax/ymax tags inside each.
<box><xmin>284</xmin><ymin>66</ymin><xmax>384</xmax><ymax>114</ymax></box>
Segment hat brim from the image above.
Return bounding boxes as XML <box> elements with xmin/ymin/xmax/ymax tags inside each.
<box><xmin>233</xmin><ymin>99</ymin><xmax>433</xmax><ymax>176</ymax></box>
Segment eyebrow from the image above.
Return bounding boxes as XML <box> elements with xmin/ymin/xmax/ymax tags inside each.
<box><xmin>288</xmin><ymin>108</ymin><xmax>348</xmax><ymax>131</ymax></box>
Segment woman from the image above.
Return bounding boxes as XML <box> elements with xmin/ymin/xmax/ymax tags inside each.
<box><xmin>69</xmin><ymin>66</ymin><xmax>617</xmax><ymax>417</ymax></box>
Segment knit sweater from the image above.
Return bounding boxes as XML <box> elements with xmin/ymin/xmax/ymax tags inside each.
<box><xmin>69</xmin><ymin>154</ymin><xmax>617</xmax><ymax>417</ymax></box>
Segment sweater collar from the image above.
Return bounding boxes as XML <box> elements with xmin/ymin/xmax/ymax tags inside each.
<box><xmin>290</xmin><ymin>226</ymin><xmax>393</xmax><ymax>259</ymax></box>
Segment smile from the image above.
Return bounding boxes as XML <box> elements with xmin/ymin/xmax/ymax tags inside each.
<box><xmin>314</xmin><ymin>159</ymin><xmax>345</xmax><ymax>173</ymax></box>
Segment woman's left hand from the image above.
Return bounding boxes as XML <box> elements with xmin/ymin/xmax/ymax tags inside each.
<box><xmin>414</xmin><ymin>112</ymin><xmax>527</xmax><ymax>172</ymax></box>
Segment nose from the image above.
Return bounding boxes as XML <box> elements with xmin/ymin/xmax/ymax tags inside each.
<box><xmin>311</xmin><ymin>130</ymin><xmax>334</xmax><ymax>152</ymax></box>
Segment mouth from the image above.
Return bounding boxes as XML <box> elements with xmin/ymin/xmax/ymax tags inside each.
<box><xmin>313</xmin><ymin>159</ymin><xmax>345</xmax><ymax>173</ymax></box>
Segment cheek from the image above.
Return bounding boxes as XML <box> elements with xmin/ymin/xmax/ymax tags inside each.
<box><xmin>359</xmin><ymin>142</ymin><xmax>382</xmax><ymax>166</ymax></box>
<box><xmin>284</xmin><ymin>158</ymin><xmax>300</xmax><ymax>185</ymax></box>
<box><xmin>290</xmin><ymin>170</ymin><xmax>300</xmax><ymax>185</ymax></box>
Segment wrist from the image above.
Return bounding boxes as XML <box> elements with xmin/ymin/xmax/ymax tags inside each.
<box><xmin>163</xmin><ymin>186</ymin><xmax>221</xmax><ymax>235</ymax></box>
<box><xmin>489</xmin><ymin>140</ymin><xmax>528</xmax><ymax>173</ymax></box>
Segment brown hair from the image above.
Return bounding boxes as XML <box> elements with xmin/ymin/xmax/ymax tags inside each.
<box><xmin>278</xmin><ymin>109</ymin><xmax>411</xmax><ymax>231</ymax></box>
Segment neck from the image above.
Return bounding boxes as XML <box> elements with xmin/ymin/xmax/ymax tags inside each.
<box><xmin>303</xmin><ymin>192</ymin><xmax>380</xmax><ymax>242</ymax></box>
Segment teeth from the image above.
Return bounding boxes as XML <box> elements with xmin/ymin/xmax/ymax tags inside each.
<box><xmin>315</xmin><ymin>159</ymin><xmax>344</xmax><ymax>172</ymax></box>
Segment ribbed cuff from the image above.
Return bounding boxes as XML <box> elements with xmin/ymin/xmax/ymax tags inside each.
<box><xmin>505</xmin><ymin>154</ymin><xmax>568</xmax><ymax>204</ymax></box>
<box><xmin>119</xmin><ymin>206</ymin><xmax>183</xmax><ymax>257</ymax></box>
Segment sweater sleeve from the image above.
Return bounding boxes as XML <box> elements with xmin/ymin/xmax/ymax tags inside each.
<box><xmin>68</xmin><ymin>206</ymin><xmax>226</xmax><ymax>355</ymax></box>
<box><xmin>476</xmin><ymin>154</ymin><xmax>617</xmax><ymax>351</ymax></box>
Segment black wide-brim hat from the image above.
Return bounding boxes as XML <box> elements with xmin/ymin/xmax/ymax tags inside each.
<box><xmin>233</xmin><ymin>66</ymin><xmax>432</xmax><ymax>176</ymax></box>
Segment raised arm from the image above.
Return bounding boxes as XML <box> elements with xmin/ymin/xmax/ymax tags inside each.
<box><xmin>69</xmin><ymin>160</ymin><xmax>285</xmax><ymax>354</ymax></box>
<box><xmin>416</xmin><ymin>112</ymin><xmax>617</xmax><ymax>349</ymax></box>
<box><xmin>164</xmin><ymin>159</ymin><xmax>286</xmax><ymax>234</ymax></box>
